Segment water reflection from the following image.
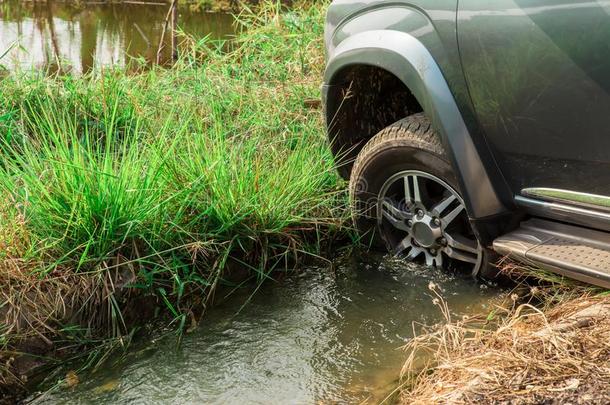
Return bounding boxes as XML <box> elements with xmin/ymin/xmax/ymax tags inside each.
<box><xmin>0</xmin><ymin>0</ymin><xmax>234</xmax><ymax>73</ymax></box>
<box><xmin>36</xmin><ymin>252</ymin><xmax>504</xmax><ymax>404</ymax></box>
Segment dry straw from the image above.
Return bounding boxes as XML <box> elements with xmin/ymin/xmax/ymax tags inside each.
<box><xmin>400</xmin><ymin>267</ymin><xmax>610</xmax><ymax>404</ymax></box>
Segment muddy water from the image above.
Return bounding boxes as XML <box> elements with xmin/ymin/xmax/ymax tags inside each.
<box><xmin>35</xmin><ymin>252</ymin><xmax>504</xmax><ymax>404</ymax></box>
<box><xmin>0</xmin><ymin>0</ymin><xmax>233</xmax><ymax>73</ymax></box>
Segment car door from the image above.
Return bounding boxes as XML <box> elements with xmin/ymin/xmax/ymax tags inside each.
<box><xmin>457</xmin><ymin>0</ymin><xmax>610</xmax><ymax>203</ymax></box>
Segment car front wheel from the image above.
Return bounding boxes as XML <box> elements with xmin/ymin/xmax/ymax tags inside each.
<box><xmin>349</xmin><ymin>113</ymin><xmax>490</xmax><ymax>276</ymax></box>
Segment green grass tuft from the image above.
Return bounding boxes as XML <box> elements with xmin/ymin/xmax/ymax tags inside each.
<box><xmin>0</xmin><ymin>1</ymin><xmax>346</xmax><ymax>393</ymax></box>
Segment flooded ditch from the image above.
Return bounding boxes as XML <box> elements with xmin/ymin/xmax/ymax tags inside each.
<box><xmin>31</xmin><ymin>252</ymin><xmax>504</xmax><ymax>404</ymax></box>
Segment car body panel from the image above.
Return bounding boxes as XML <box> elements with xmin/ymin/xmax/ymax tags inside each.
<box><xmin>325</xmin><ymin>1</ymin><xmax>471</xmax><ymax>132</ymax></box>
<box><xmin>458</xmin><ymin>0</ymin><xmax>610</xmax><ymax>197</ymax></box>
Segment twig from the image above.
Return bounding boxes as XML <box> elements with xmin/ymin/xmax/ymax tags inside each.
<box><xmin>156</xmin><ymin>0</ymin><xmax>177</xmax><ymax>65</ymax></box>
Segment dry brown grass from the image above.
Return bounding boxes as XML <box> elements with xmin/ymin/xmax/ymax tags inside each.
<box><xmin>0</xmin><ymin>266</ymin><xmax>142</xmax><ymax>395</ymax></box>
<box><xmin>400</xmin><ymin>278</ymin><xmax>610</xmax><ymax>404</ymax></box>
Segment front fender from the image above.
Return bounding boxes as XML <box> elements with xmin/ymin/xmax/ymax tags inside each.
<box><xmin>323</xmin><ymin>30</ymin><xmax>506</xmax><ymax>221</ymax></box>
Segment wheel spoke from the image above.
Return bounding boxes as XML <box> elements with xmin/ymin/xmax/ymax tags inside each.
<box><xmin>425</xmin><ymin>252</ymin><xmax>433</xmax><ymax>266</ymax></box>
<box><xmin>442</xmin><ymin>204</ymin><xmax>464</xmax><ymax>227</ymax></box>
<box><xmin>434</xmin><ymin>252</ymin><xmax>443</xmax><ymax>267</ymax></box>
<box><xmin>411</xmin><ymin>175</ymin><xmax>422</xmax><ymax>203</ymax></box>
<box><xmin>443</xmin><ymin>245</ymin><xmax>478</xmax><ymax>264</ymax></box>
<box><xmin>380</xmin><ymin>200</ymin><xmax>412</xmax><ymax>232</ymax></box>
<box><xmin>445</xmin><ymin>233</ymin><xmax>478</xmax><ymax>254</ymax></box>
<box><xmin>422</xmin><ymin>249</ymin><xmax>443</xmax><ymax>267</ymax></box>
<box><xmin>403</xmin><ymin>177</ymin><xmax>412</xmax><ymax>204</ymax></box>
<box><xmin>403</xmin><ymin>175</ymin><xmax>422</xmax><ymax>204</ymax></box>
<box><xmin>406</xmin><ymin>246</ymin><xmax>423</xmax><ymax>261</ymax></box>
<box><xmin>393</xmin><ymin>236</ymin><xmax>412</xmax><ymax>255</ymax></box>
<box><xmin>431</xmin><ymin>194</ymin><xmax>456</xmax><ymax>217</ymax></box>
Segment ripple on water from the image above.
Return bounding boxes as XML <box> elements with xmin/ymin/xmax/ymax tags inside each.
<box><xmin>41</xmin><ymin>251</ymin><xmax>504</xmax><ymax>404</ymax></box>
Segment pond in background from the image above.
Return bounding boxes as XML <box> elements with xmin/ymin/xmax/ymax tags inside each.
<box><xmin>32</xmin><ymin>251</ymin><xmax>504</xmax><ymax>404</ymax></box>
<box><xmin>0</xmin><ymin>0</ymin><xmax>234</xmax><ymax>73</ymax></box>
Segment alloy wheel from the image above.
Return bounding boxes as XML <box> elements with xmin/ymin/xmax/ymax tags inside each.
<box><xmin>376</xmin><ymin>170</ymin><xmax>484</xmax><ymax>275</ymax></box>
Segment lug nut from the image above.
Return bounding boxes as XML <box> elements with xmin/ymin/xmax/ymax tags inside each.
<box><xmin>433</xmin><ymin>218</ymin><xmax>441</xmax><ymax>227</ymax></box>
<box><xmin>416</xmin><ymin>209</ymin><xmax>424</xmax><ymax>218</ymax></box>
<box><xmin>430</xmin><ymin>249</ymin><xmax>437</xmax><ymax>255</ymax></box>
<box><xmin>407</xmin><ymin>219</ymin><xmax>413</xmax><ymax>227</ymax></box>
<box><xmin>439</xmin><ymin>237</ymin><xmax>447</xmax><ymax>246</ymax></box>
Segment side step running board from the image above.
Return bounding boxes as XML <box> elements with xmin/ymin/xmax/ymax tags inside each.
<box><xmin>493</xmin><ymin>219</ymin><xmax>610</xmax><ymax>288</ymax></box>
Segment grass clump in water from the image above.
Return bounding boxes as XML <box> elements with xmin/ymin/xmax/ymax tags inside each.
<box><xmin>0</xmin><ymin>1</ymin><xmax>345</xmax><ymax>394</ymax></box>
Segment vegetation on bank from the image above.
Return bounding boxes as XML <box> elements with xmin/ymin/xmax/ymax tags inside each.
<box><xmin>0</xmin><ymin>1</ymin><xmax>345</xmax><ymax>396</ymax></box>
<box><xmin>399</xmin><ymin>264</ymin><xmax>610</xmax><ymax>404</ymax></box>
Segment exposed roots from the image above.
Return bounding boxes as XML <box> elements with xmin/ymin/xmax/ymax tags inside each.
<box><xmin>1</xmin><ymin>198</ymin><xmax>143</xmax><ymax>393</ymax></box>
<box><xmin>0</xmin><ymin>261</ymin><xmax>141</xmax><ymax>391</ymax></box>
<box><xmin>400</xmin><ymin>280</ymin><xmax>610</xmax><ymax>404</ymax></box>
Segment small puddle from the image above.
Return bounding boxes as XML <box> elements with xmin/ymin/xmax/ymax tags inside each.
<box><xmin>0</xmin><ymin>0</ymin><xmax>234</xmax><ymax>73</ymax></box>
<box><xmin>35</xmin><ymin>251</ymin><xmax>504</xmax><ymax>404</ymax></box>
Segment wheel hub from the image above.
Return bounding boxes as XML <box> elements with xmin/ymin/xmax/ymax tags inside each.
<box><xmin>411</xmin><ymin>213</ymin><xmax>442</xmax><ymax>248</ymax></box>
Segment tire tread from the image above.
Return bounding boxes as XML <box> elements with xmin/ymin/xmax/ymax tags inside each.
<box><xmin>349</xmin><ymin>113</ymin><xmax>446</xmax><ymax>201</ymax></box>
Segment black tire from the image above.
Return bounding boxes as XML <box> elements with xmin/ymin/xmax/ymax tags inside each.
<box><xmin>349</xmin><ymin>113</ymin><xmax>495</xmax><ymax>277</ymax></box>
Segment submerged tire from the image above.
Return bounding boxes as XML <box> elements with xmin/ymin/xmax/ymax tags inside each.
<box><xmin>349</xmin><ymin>113</ymin><xmax>493</xmax><ymax>277</ymax></box>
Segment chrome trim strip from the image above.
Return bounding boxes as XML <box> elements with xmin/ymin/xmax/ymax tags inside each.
<box><xmin>522</xmin><ymin>187</ymin><xmax>610</xmax><ymax>212</ymax></box>
<box><xmin>515</xmin><ymin>195</ymin><xmax>610</xmax><ymax>232</ymax></box>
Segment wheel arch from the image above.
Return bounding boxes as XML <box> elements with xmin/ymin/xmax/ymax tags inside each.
<box><xmin>323</xmin><ymin>29</ymin><xmax>508</xmax><ymax>224</ymax></box>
